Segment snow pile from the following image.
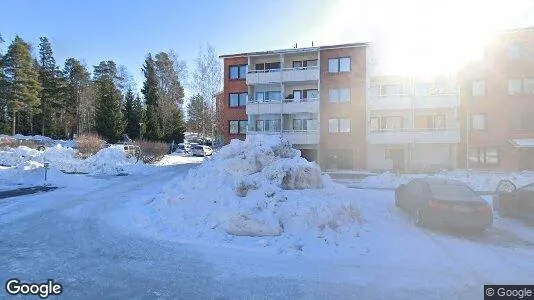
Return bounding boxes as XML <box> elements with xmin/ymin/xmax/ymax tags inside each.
<box><xmin>0</xmin><ymin>146</ymin><xmax>40</xmax><ymax>166</ymax></box>
<box><xmin>0</xmin><ymin>161</ymin><xmax>71</xmax><ymax>189</ymax></box>
<box><xmin>151</xmin><ymin>135</ymin><xmax>362</xmax><ymax>253</ymax></box>
<box><xmin>84</xmin><ymin>147</ymin><xmax>139</xmax><ymax>175</ymax></box>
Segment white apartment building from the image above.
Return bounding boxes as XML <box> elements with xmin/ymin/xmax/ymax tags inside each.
<box><xmin>366</xmin><ymin>75</ymin><xmax>461</xmax><ymax>171</ymax></box>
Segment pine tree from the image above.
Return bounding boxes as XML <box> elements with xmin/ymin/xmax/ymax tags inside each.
<box><xmin>93</xmin><ymin>61</ymin><xmax>124</xmax><ymax>142</ymax></box>
<box><xmin>64</xmin><ymin>58</ymin><xmax>92</xmax><ymax>136</ymax></box>
<box><xmin>0</xmin><ymin>34</ymin><xmax>8</xmax><ymax>132</ymax></box>
<box><xmin>133</xmin><ymin>94</ymin><xmax>144</xmax><ymax>139</ymax></box>
<box><xmin>36</xmin><ymin>36</ymin><xmax>62</xmax><ymax>136</ymax></box>
<box><xmin>141</xmin><ymin>54</ymin><xmax>162</xmax><ymax>140</ymax></box>
<box><xmin>3</xmin><ymin>36</ymin><xmax>41</xmax><ymax>135</ymax></box>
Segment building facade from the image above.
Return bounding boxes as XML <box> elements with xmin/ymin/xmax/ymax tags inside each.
<box><xmin>366</xmin><ymin>76</ymin><xmax>460</xmax><ymax>171</ymax></box>
<box><xmin>458</xmin><ymin>27</ymin><xmax>534</xmax><ymax>171</ymax></box>
<box><xmin>219</xmin><ymin>43</ymin><xmax>368</xmax><ymax>170</ymax></box>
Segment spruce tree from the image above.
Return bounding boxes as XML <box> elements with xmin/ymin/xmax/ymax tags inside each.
<box><xmin>37</xmin><ymin>36</ymin><xmax>62</xmax><ymax>136</ymax></box>
<box><xmin>0</xmin><ymin>34</ymin><xmax>7</xmax><ymax>132</ymax></box>
<box><xmin>123</xmin><ymin>88</ymin><xmax>138</xmax><ymax>138</ymax></box>
<box><xmin>141</xmin><ymin>54</ymin><xmax>162</xmax><ymax>140</ymax></box>
<box><xmin>3</xmin><ymin>36</ymin><xmax>41</xmax><ymax>135</ymax></box>
<box><xmin>64</xmin><ymin>58</ymin><xmax>91</xmax><ymax>136</ymax></box>
<box><xmin>93</xmin><ymin>61</ymin><xmax>124</xmax><ymax>143</ymax></box>
<box><xmin>132</xmin><ymin>94</ymin><xmax>143</xmax><ymax>139</ymax></box>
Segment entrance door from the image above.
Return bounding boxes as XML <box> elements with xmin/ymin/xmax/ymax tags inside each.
<box><xmin>390</xmin><ymin>149</ymin><xmax>405</xmax><ymax>171</ymax></box>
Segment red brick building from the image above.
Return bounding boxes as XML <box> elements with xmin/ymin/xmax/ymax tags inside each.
<box><xmin>219</xmin><ymin>43</ymin><xmax>368</xmax><ymax>170</ymax></box>
<box><xmin>458</xmin><ymin>27</ymin><xmax>534</xmax><ymax>170</ymax></box>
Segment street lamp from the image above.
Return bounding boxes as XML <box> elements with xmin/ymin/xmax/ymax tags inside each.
<box><xmin>139</xmin><ymin>122</ymin><xmax>143</xmax><ymax>139</ymax></box>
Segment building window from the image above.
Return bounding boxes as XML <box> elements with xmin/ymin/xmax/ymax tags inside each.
<box><xmin>469</xmin><ymin>147</ymin><xmax>500</xmax><ymax>167</ymax></box>
<box><xmin>239</xmin><ymin>120</ymin><xmax>247</xmax><ymax>134</ymax></box>
<box><xmin>229</xmin><ymin>93</ymin><xmax>247</xmax><ymax>107</ymax></box>
<box><xmin>414</xmin><ymin>115</ymin><xmax>446</xmax><ymax>130</ymax></box>
<box><xmin>255</xmin><ymin>91</ymin><xmax>281</xmax><ymax>102</ymax></box>
<box><xmin>472</xmin><ymin>80</ymin><xmax>485</xmax><ymax>97</ymax></box>
<box><xmin>383</xmin><ymin>116</ymin><xmax>403</xmax><ymax>131</ymax></box>
<box><xmin>523</xmin><ymin>78</ymin><xmax>534</xmax><ymax>94</ymax></box>
<box><xmin>469</xmin><ymin>114</ymin><xmax>486</xmax><ymax>130</ymax></box>
<box><xmin>508</xmin><ymin>78</ymin><xmax>522</xmax><ymax>95</ymax></box>
<box><xmin>370</xmin><ymin>117</ymin><xmax>380</xmax><ymax>132</ymax></box>
<box><xmin>255</xmin><ymin>120</ymin><xmax>264</xmax><ymax>131</ymax></box>
<box><xmin>304</xmin><ymin>89</ymin><xmax>319</xmax><ymax>100</ymax></box>
<box><xmin>293</xmin><ymin>119</ymin><xmax>303</xmax><ymax>130</ymax></box>
<box><xmin>328</xmin><ymin>88</ymin><xmax>350</xmax><ymax>102</ymax></box>
<box><xmin>328</xmin><ymin>57</ymin><xmax>351</xmax><ymax>73</ymax></box>
<box><xmin>292</xmin><ymin>59</ymin><xmax>318</xmax><ymax>69</ymax></box>
<box><xmin>255</xmin><ymin>62</ymin><xmax>281</xmax><ymax>72</ymax></box>
<box><xmin>339</xmin><ymin>118</ymin><xmax>351</xmax><ymax>132</ymax></box>
<box><xmin>328</xmin><ymin>119</ymin><xmax>339</xmax><ymax>133</ymax></box>
<box><xmin>229</xmin><ymin>65</ymin><xmax>247</xmax><ymax>80</ymax></box>
<box><xmin>508</xmin><ymin>43</ymin><xmax>523</xmax><ymax>59</ymax></box>
<box><xmin>328</xmin><ymin>89</ymin><xmax>339</xmax><ymax>102</ymax></box>
<box><xmin>305</xmin><ymin>119</ymin><xmax>318</xmax><ymax>130</ymax></box>
<box><xmin>229</xmin><ymin>120</ymin><xmax>247</xmax><ymax>134</ymax></box>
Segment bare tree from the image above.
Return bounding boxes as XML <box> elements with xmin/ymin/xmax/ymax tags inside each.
<box><xmin>190</xmin><ymin>44</ymin><xmax>222</xmax><ymax>138</ymax></box>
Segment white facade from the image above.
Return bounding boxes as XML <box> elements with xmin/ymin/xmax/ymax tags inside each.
<box><xmin>245</xmin><ymin>50</ymin><xmax>321</xmax><ymax>147</ymax></box>
<box><xmin>366</xmin><ymin>76</ymin><xmax>460</xmax><ymax>171</ymax></box>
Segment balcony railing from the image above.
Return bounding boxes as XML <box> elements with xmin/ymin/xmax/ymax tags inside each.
<box><xmin>367</xmin><ymin>127</ymin><xmax>460</xmax><ymax>144</ymax></box>
<box><xmin>246</xmin><ymin>98</ymin><xmax>320</xmax><ymax>114</ymax></box>
<box><xmin>247</xmin><ymin>130</ymin><xmax>319</xmax><ymax>145</ymax></box>
<box><xmin>246</xmin><ymin>66</ymin><xmax>319</xmax><ymax>84</ymax></box>
<box><xmin>367</xmin><ymin>93</ymin><xmax>460</xmax><ymax>110</ymax></box>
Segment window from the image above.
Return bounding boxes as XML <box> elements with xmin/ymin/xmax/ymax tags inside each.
<box><xmin>305</xmin><ymin>119</ymin><xmax>318</xmax><ymax>130</ymax></box>
<box><xmin>469</xmin><ymin>148</ymin><xmax>500</xmax><ymax>167</ymax></box>
<box><xmin>238</xmin><ymin>121</ymin><xmax>247</xmax><ymax>134</ymax></box>
<box><xmin>292</xmin><ymin>60</ymin><xmax>317</xmax><ymax>69</ymax></box>
<box><xmin>328</xmin><ymin>57</ymin><xmax>351</xmax><ymax>73</ymax></box>
<box><xmin>292</xmin><ymin>61</ymin><xmax>303</xmax><ymax>68</ymax></box>
<box><xmin>256</xmin><ymin>120</ymin><xmax>264</xmax><ymax>132</ymax></box>
<box><xmin>523</xmin><ymin>78</ymin><xmax>534</xmax><ymax>94</ymax></box>
<box><xmin>508</xmin><ymin>43</ymin><xmax>523</xmax><ymax>59</ymax></box>
<box><xmin>339</xmin><ymin>118</ymin><xmax>351</xmax><ymax>132</ymax></box>
<box><xmin>384</xmin><ymin>116</ymin><xmax>402</xmax><ymax>130</ymax></box>
<box><xmin>328</xmin><ymin>119</ymin><xmax>339</xmax><ymax>133</ymax></box>
<box><xmin>508</xmin><ymin>78</ymin><xmax>522</xmax><ymax>95</ymax></box>
<box><xmin>229</xmin><ymin>64</ymin><xmax>247</xmax><ymax>80</ymax></box>
<box><xmin>229</xmin><ymin>93</ymin><xmax>247</xmax><ymax>107</ymax></box>
<box><xmin>469</xmin><ymin>114</ymin><xmax>486</xmax><ymax>130</ymax></box>
<box><xmin>304</xmin><ymin>89</ymin><xmax>319</xmax><ymax>100</ymax></box>
<box><xmin>414</xmin><ymin>115</ymin><xmax>446</xmax><ymax>130</ymax></box>
<box><xmin>293</xmin><ymin>90</ymin><xmax>302</xmax><ymax>100</ymax></box>
<box><xmin>255</xmin><ymin>91</ymin><xmax>281</xmax><ymax>102</ymax></box>
<box><xmin>293</xmin><ymin>119</ymin><xmax>303</xmax><ymax>130</ymax></box>
<box><xmin>472</xmin><ymin>80</ymin><xmax>485</xmax><ymax>97</ymax></box>
<box><xmin>229</xmin><ymin>121</ymin><xmax>239</xmax><ymax>134</ymax></box>
<box><xmin>434</xmin><ymin>115</ymin><xmax>446</xmax><ymax>130</ymax></box>
<box><xmin>370</xmin><ymin>117</ymin><xmax>380</xmax><ymax>132</ymax></box>
<box><xmin>328</xmin><ymin>89</ymin><xmax>339</xmax><ymax>102</ymax></box>
<box><xmin>328</xmin><ymin>88</ymin><xmax>350</xmax><ymax>102</ymax></box>
<box><xmin>255</xmin><ymin>62</ymin><xmax>281</xmax><ymax>72</ymax></box>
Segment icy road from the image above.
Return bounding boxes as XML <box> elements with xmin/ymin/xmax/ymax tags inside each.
<box><xmin>1</xmin><ymin>163</ymin><xmax>534</xmax><ymax>299</ymax></box>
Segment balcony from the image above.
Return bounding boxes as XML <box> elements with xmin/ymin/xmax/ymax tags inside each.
<box><xmin>247</xmin><ymin>130</ymin><xmax>319</xmax><ymax>145</ymax></box>
<box><xmin>246</xmin><ymin>98</ymin><xmax>319</xmax><ymax>115</ymax></box>
<box><xmin>367</xmin><ymin>94</ymin><xmax>459</xmax><ymax>110</ymax></box>
<box><xmin>367</xmin><ymin>128</ymin><xmax>460</xmax><ymax>144</ymax></box>
<box><xmin>246</xmin><ymin>67</ymin><xmax>319</xmax><ymax>85</ymax></box>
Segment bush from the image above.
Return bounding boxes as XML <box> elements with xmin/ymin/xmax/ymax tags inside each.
<box><xmin>75</xmin><ymin>133</ymin><xmax>105</xmax><ymax>158</ymax></box>
<box><xmin>136</xmin><ymin>140</ymin><xmax>169</xmax><ymax>163</ymax></box>
<box><xmin>0</xmin><ymin>139</ymin><xmax>40</xmax><ymax>150</ymax></box>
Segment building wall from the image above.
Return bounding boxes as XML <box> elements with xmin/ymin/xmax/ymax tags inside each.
<box><xmin>221</xmin><ymin>56</ymin><xmax>248</xmax><ymax>144</ymax></box>
<box><xmin>457</xmin><ymin>29</ymin><xmax>534</xmax><ymax>170</ymax></box>
<box><xmin>319</xmin><ymin>46</ymin><xmax>367</xmax><ymax>170</ymax></box>
<box><xmin>368</xmin><ymin>144</ymin><xmax>456</xmax><ymax>171</ymax></box>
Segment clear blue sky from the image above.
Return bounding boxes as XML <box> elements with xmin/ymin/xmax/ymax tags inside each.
<box><xmin>2</xmin><ymin>0</ymin><xmax>533</xmax><ymax>96</ymax></box>
<box><xmin>0</xmin><ymin>0</ymin><xmax>337</xmax><ymax>96</ymax></box>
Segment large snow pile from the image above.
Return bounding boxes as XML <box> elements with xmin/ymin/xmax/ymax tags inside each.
<box><xmin>0</xmin><ymin>146</ymin><xmax>40</xmax><ymax>167</ymax></box>
<box><xmin>150</xmin><ymin>135</ymin><xmax>363</xmax><ymax>253</ymax></box>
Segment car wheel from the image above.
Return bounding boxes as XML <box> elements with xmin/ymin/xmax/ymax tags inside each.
<box><xmin>414</xmin><ymin>209</ymin><xmax>424</xmax><ymax>226</ymax></box>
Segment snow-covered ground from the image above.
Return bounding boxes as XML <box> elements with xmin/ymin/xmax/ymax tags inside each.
<box><xmin>1</xmin><ymin>135</ymin><xmax>533</xmax><ymax>298</ymax></box>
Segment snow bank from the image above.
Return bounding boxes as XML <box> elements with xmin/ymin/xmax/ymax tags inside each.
<box><xmin>150</xmin><ymin>135</ymin><xmax>363</xmax><ymax>253</ymax></box>
<box><xmin>0</xmin><ymin>146</ymin><xmax>40</xmax><ymax>166</ymax></box>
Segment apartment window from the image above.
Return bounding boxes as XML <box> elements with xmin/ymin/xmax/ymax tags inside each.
<box><xmin>256</xmin><ymin>62</ymin><xmax>281</xmax><ymax>72</ymax></box>
<box><xmin>293</xmin><ymin>61</ymin><xmax>303</xmax><ymax>68</ymax></box>
<box><xmin>328</xmin><ymin>89</ymin><xmax>339</xmax><ymax>102</ymax></box>
<box><xmin>414</xmin><ymin>115</ymin><xmax>446</xmax><ymax>130</ymax></box>
<box><xmin>229</xmin><ymin>65</ymin><xmax>247</xmax><ymax>80</ymax></box>
<box><xmin>305</xmin><ymin>119</ymin><xmax>318</xmax><ymax>130</ymax></box>
<box><xmin>384</xmin><ymin>116</ymin><xmax>402</xmax><ymax>131</ymax></box>
<box><xmin>508</xmin><ymin>78</ymin><xmax>522</xmax><ymax>95</ymax></box>
<box><xmin>230</xmin><ymin>120</ymin><xmax>247</xmax><ymax>134</ymax></box>
<box><xmin>328</xmin><ymin>119</ymin><xmax>339</xmax><ymax>133</ymax></box>
<box><xmin>328</xmin><ymin>88</ymin><xmax>350</xmax><ymax>102</ymax></box>
<box><xmin>469</xmin><ymin>148</ymin><xmax>500</xmax><ymax>167</ymax></box>
<box><xmin>239</xmin><ymin>121</ymin><xmax>247</xmax><ymax>134</ymax></box>
<box><xmin>370</xmin><ymin>117</ymin><xmax>380</xmax><ymax>132</ymax></box>
<box><xmin>292</xmin><ymin>59</ymin><xmax>318</xmax><ymax>68</ymax></box>
<box><xmin>293</xmin><ymin>119</ymin><xmax>303</xmax><ymax>130</ymax></box>
<box><xmin>229</xmin><ymin>121</ymin><xmax>239</xmax><ymax>134</ymax></box>
<box><xmin>304</xmin><ymin>89</ymin><xmax>319</xmax><ymax>100</ymax></box>
<box><xmin>469</xmin><ymin>114</ymin><xmax>486</xmax><ymax>130</ymax></box>
<box><xmin>293</xmin><ymin>90</ymin><xmax>302</xmax><ymax>100</ymax></box>
<box><xmin>523</xmin><ymin>78</ymin><xmax>534</xmax><ymax>94</ymax></box>
<box><xmin>508</xmin><ymin>43</ymin><xmax>523</xmax><ymax>59</ymax></box>
<box><xmin>255</xmin><ymin>91</ymin><xmax>281</xmax><ymax>102</ymax></box>
<box><xmin>255</xmin><ymin>120</ymin><xmax>264</xmax><ymax>131</ymax></box>
<box><xmin>229</xmin><ymin>92</ymin><xmax>247</xmax><ymax>107</ymax></box>
<box><xmin>339</xmin><ymin>118</ymin><xmax>351</xmax><ymax>132</ymax></box>
<box><xmin>328</xmin><ymin>57</ymin><xmax>351</xmax><ymax>73</ymax></box>
<box><xmin>472</xmin><ymin>80</ymin><xmax>485</xmax><ymax>97</ymax></box>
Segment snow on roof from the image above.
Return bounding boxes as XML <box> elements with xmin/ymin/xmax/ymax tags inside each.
<box><xmin>510</xmin><ymin>139</ymin><xmax>534</xmax><ymax>148</ymax></box>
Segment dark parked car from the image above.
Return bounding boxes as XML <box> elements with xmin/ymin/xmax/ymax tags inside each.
<box><xmin>395</xmin><ymin>178</ymin><xmax>493</xmax><ymax>231</ymax></box>
<box><xmin>494</xmin><ymin>180</ymin><xmax>534</xmax><ymax>221</ymax></box>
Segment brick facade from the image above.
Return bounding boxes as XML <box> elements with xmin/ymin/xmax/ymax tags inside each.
<box><xmin>319</xmin><ymin>46</ymin><xmax>367</xmax><ymax>170</ymax></box>
<box><xmin>220</xmin><ymin>56</ymin><xmax>248</xmax><ymax>144</ymax></box>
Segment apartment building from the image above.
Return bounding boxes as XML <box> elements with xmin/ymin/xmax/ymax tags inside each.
<box><xmin>219</xmin><ymin>43</ymin><xmax>368</xmax><ymax>170</ymax></box>
<box><xmin>366</xmin><ymin>75</ymin><xmax>460</xmax><ymax>171</ymax></box>
<box><xmin>458</xmin><ymin>27</ymin><xmax>534</xmax><ymax>170</ymax></box>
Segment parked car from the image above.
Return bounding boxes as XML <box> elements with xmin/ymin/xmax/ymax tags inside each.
<box><xmin>174</xmin><ymin>143</ymin><xmax>191</xmax><ymax>154</ymax></box>
<box><xmin>395</xmin><ymin>178</ymin><xmax>493</xmax><ymax>231</ymax></box>
<box><xmin>494</xmin><ymin>180</ymin><xmax>534</xmax><ymax>221</ymax></box>
<box><xmin>109</xmin><ymin>144</ymin><xmax>141</xmax><ymax>161</ymax></box>
<box><xmin>191</xmin><ymin>145</ymin><xmax>213</xmax><ymax>157</ymax></box>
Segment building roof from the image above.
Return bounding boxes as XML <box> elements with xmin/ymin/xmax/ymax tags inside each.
<box><xmin>219</xmin><ymin>42</ymin><xmax>368</xmax><ymax>58</ymax></box>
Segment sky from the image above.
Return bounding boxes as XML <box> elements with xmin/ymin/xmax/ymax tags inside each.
<box><xmin>1</xmin><ymin>0</ymin><xmax>534</xmax><ymax>97</ymax></box>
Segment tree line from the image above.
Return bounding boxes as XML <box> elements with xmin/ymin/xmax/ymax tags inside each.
<box><xmin>0</xmin><ymin>33</ymin><xmax>222</xmax><ymax>144</ymax></box>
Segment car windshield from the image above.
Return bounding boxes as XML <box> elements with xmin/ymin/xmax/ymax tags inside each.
<box><xmin>428</xmin><ymin>183</ymin><xmax>478</xmax><ymax>199</ymax></box>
